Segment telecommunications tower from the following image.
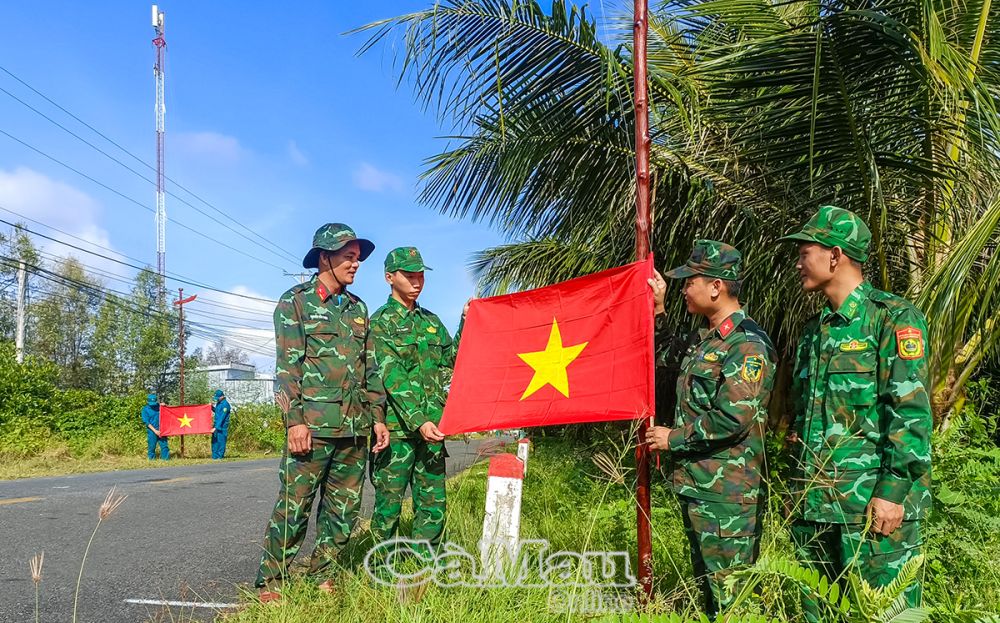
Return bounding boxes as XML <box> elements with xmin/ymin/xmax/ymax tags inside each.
<box><xmin>152</xmin><ymin>5</ymin><xmax>167</xmax><ymax>298</ymax></box>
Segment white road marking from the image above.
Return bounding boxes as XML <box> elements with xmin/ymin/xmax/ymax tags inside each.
<box><xmin>123</xmin><ymin>598</ymin><xmax>239</xmax><ymax>609</ymax></box>
<box><xmin>53</xmin><ymin>486</ymin><xmax>69</xmax><ymax>489</ymax></box>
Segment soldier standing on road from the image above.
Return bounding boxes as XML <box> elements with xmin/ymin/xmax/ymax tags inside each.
<box><xmin>210</xmin><ymin>389</ymin><xmax>231</xmax><ymax>460</ymax></box>
<box><xmin>141</xmin><ymin>393</ymin><xmax>169</xmax><ymax>461</ymax></box>
<box><xmin>779</xmin><ymin>206</ymin><xmax>931</xmax><ymax>620</ymax></box>
<box><xmin>254</xmin><ymin>223</ymin><xmax>390</xmax><ymax>601</ymax></box>
<box><xmin>646</xmin><ymin>240</ymin><xmax>776</xmax><ymax>616</ymax></box>
<box><xmin>368</xmin><ymin>247</ymin><xmax>466</xmax><ymax>555</ymax></box>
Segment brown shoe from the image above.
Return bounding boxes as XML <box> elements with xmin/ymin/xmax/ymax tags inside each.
<box><xmin>317</xmin><ymin>580</ymin><xmax>336</xmax><ymax>594</ymax></box>
<box><xmin>258</xmin><ymin>589</ymin><xmax>281</xmax><ymax>603</ymax></box>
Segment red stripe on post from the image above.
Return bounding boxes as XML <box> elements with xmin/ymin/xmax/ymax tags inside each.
<box><xmin>488</xmin><ymin>454</ymin><xmax>525</xmax><ymax>480</ymax></box>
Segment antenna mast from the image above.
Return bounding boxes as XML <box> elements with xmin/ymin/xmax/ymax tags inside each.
<box><xmin>152</xmin><ymin>5</ymin><xmax>167</xmax><ymax>302</ymax></box>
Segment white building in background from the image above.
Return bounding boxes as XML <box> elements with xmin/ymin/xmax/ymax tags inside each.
<box><xmin>199</xmin><ymin>362</ymin><xmax>276</xmax><ymax>405</ymax></box>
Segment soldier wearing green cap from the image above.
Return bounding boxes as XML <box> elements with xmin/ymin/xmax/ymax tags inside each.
<box><xmin>780</xmin><ymin>206</ymin><xmax>932</xmax><ymax>620</ymax></box>
<box><xmin>646</xmin><ymin>240</ymin><xmax>777</xmax><ymax>615</ymax></box>
<box><xmin>254</xmin><ymin>223</ymin><xmax>390</xmax><ymax>601</ymax></box>
<box><xmin>368</xmin><ymin>246</ymin><xmax>468</xmax><ymax>558</ymax></box>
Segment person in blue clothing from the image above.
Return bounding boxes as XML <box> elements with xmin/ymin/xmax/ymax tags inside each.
<box><xmin>141</xmin><ymin>393</ymin><xmax>169</xmax><ymax>460</ymax></box>
<box><xmin>211</xmin><ymin>389</ymin><xmax>231</xmax><ymax>460</ymax></box>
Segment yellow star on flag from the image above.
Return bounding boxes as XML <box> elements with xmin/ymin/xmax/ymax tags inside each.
<box><xmin>177</xmin><ymin>413</ymin><xmax>193</xmax><ymax>428</ymax></box>
<box><xmin>517</xmin><ymin>318</ymin><xmax>589</xmax><ymax>400</ymax></box>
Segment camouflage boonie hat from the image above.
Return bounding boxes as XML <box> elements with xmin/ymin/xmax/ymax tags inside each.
<box><xmin>302</xmin><ymin>223</ymin><xmax>375</xmax><ymax>269</ymax></box>
<box><xmin>665</xmin><ymin>239</ymin><xmax>742</xmax><ymax>281</ymax></box>
<box><xmin>778</xmin><ymin>205</ymin><xmax>871</xmax><ymax>262</ymax></box>
<box><xmin>384</xmin><ymin>246</ymin><xmax>433</xmax><ymax>273</ymax></box>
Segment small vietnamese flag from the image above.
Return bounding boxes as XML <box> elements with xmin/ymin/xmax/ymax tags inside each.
<box><xmin>439</xmin><ymin>255</ymin><xmax>655</xmax><ymax>435</ymax></box>
<box><xmin>159</xmin><ymin>404</ymin><xmax>214</xmax><ymax>436</ymax></box>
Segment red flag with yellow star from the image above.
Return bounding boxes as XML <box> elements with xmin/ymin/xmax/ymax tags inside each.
<box><xmin>439</xmin><ymin>256</ymin><xmax>655</xmax><ymax>434</ymax></box>
<box><xmin>159</xmin><ymin>404</ymin><xmax>214</xmax><ymax>436</ymax></box>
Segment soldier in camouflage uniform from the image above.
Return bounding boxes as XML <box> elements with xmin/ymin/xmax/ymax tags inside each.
<box><xmin>254</xmin><ymin>223</ymin><xmax>390</xmax><ymax>600</ymax></box>
<box><xmin>647</xmin><ymin>240</ymin><xmax>777</xmax><ymax>616</ymax></box>
<box><xmin>779</xmin><ymin>206</ymin><xmax>932</xmax><ymax>621</ymax></box>
<box><xmin>369</xmin><ymin>247</ymin><xmax>464</xmax><ymax>554</ymax></box>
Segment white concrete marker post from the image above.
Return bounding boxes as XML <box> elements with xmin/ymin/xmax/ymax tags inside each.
<box><xmin>480</xmin><ymin>453</ymin><xmax>525</xmax><ymax>579</ymax></box>
<box><xmin>517</xmin><ymin>438</ymin><xmax>531</xmax><ymax>476</ymax></box>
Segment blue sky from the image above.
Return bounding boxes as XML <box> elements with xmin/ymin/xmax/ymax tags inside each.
<box><xmin>0</xmin><ymin>1</ymin><xmax>514</xmax><ymax>370</ymax></box>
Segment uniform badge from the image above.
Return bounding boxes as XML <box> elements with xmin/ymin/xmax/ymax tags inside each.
<box><xmin>353</xmin><ymin>317</ymin><xmax>366</xmax><ymax>325</ymax></box>
<box><xmin>839</xmin><ymin>339</ymin><xmax>868</xmax><ymax>352</ymax></box>
<box><xmin>896</xmin><ymin>327</ymin><xmax>924</xmax><ymax>360</ymax></box>
<box><xmin>741</xmin><ymin>355</ymin><xmax>764</xmax><ymax>382</ymax></box>
<box><xmin>718</xmin><ymin>318</ymin><xmax>735</xmax><ymax>338</ymax></box>
<box><xmin>702</xmin><ymin>352</ymin><xmax>720</xmax><ymax>362</ymax></box>
<box><xmin>427</xmin><ymin>326</ymin><xmax>438</xmax><ymax>334</ymax></box>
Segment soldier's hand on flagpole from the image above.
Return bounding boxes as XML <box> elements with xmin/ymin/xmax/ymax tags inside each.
<box><xmin>372</xmin><ymin>423</ymin><xmax>390</xmax><ymax>453</ymax></box>
<box><xmin>645</xmin><ymin>425</ymin><xmax>672</xmax><ymax>450</ymax></box>
<box><xmin>868</xmin><ymin>497</ymin><xmax>904</xmax><ymax>536</ymax></box>
<box><xmin>287</xmin><ymin>424</ymin><xmax>312</xmax><ymax>454</ymax></box>
<box><xmin>419</xmin><ymin>421</ymin><xmax>446</xmax><ymax>442</ymax></box>
<box><xmin>648</xmin><ymin>270</ymin><xmax>667</xmax><ymax>315</ymax></box>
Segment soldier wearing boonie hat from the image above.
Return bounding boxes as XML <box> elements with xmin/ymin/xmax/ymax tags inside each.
<box><xmin>255</xmin><ymin>223</ymin><xmax>389</xmax><ymax>600</ymax></box>
<box><xmin>647</xmin><ymin>239</ymin><xmax>776</xmax><ymax>615</ymax></box>
<box><xmin>780</xmin><ymin>206</ymin><xmax>932</xmax><ymax>621</ymax></box>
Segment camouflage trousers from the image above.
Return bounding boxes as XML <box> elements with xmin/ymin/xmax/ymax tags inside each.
<box><xmin>791</xmin><ymin>520</ymin><xmax>923</xmax><ymax>623</ymax></box>
<box><xmin>370</xmin><ymin>437</ymin><xmax>447</xmax><ymax>548</ymax></box>
<box><xmin>678</xmin><ymin>496</ymin><xmax>762</xmax><ymax>616</ymax></box>
<box><xmin>254</xmin><ymin>436</ymin><xmax>368</xmax><ymax>589</ymax></box>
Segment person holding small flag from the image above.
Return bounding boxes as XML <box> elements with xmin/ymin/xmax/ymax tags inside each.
<box><xmin>140</xmin><ymin>392</ymin><xmax>169</xmax><ymax>461</ymax></box>
<box><xmin>210</xmin><ymin>389</ymin><xmax>231</xmax><ymax>460</ymax></box>
<box><xmin>646</xmin><ymin>240</ymin><xmax>776</xmax><ymax>616</ymax></box>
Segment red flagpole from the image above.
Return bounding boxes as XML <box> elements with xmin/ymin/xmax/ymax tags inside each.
<box><xmin>633</xmin><ymin>0</ymin><xmax>654</xmax><ymax>603</ymax></box>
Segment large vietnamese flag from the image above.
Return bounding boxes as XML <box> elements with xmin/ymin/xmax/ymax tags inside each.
<box><xmin>159</xmin><ymin>404</ymin><xmax>214</xmax><ymax>436</ymax></box>
<box><xmin>439</xmin><ymin>255</ymin><xmax>655</xmax><ymax>434</ymax></box>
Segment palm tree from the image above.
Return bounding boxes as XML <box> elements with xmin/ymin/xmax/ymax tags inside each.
<box><xmin>358</xmin><ymin>0</ymin><xmax>1000</xmax><ymax>423</ymax></box>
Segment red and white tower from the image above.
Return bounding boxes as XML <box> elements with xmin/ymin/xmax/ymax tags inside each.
<box><xmin>152</xmin><ymin>5</ymin><xmax>167</xmax><ymax>297</ymax></box>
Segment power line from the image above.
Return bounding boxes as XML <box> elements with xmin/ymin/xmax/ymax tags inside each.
<box><xmin>6</xmin><ymin>258</ymin><xmax>275</xmax><ymax>357</ymax></box>
<box><xmin>0</xmin><ymin>216</ymin><xmax>278</xmax><ymax>304</ymax></box>
<box><xmin>0</xmin><ymin>63</ymin><xmax>300</xmax><ymax>265</ymax></box>
<box><xmin>0</xmin><ymin>127</ymin><xmax>291</xmax><ymax>272</ymax></box>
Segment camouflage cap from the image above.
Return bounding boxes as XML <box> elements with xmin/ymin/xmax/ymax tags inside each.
<box><xmin>665</xmin><ymin>240</ymin><xmax>742</xmax><ymax>280</ymax></box>
<box><xmin>778</xmin><ymin>205</ymin><xmax>871</xmax><ymax>262</ymax></box>
<box><xmin>384</xmin><ymin>246</ymin><xmax>432</xmax><ymax>273</ymax></box>
<box><xmin>302</xmin><ymin>223</ymin><xmax>375</xmax><ymax>269</ymax></box>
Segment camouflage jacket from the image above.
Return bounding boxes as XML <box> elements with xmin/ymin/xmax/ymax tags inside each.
<box><xmin>790</xmin><ymin>281</ymin><xmax>932</xmax><ymax>524</ymax></box>
<box><xmin>664</xmin><ymin>309</ymin><xmax>776</xmax><ymax>504</ymax></box>
<box><xmin>273</xmin><ymin>276</ymin><xmax>385</xmax><ymax>438</ymax></box>
<box><xmin>370</xmin><ymin>297</ymin><xmax>460</xmax><ymax>439</ymax></box>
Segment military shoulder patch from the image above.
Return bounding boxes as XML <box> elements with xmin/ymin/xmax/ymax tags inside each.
<box><xmin>839</xmin><ymin>339</ymin><xmax>869</xmax><ymax>352</ymax></box>
<box><xmin>427</xmin><ymin>326</ymin><xmax>438</xmax><ymax>334</ymax></box>
<box><xmin>741</xmin><ymin>354</ymin><xmax>764</xmax><ymax>382</ymax></box>
<box><xmin>353</xmin><ymin>316</ymin><xmax>367</xmax><ymax>325</ymax></box>
<box><xmin>896</xmin><ymin>327</ymin><xmax>925</xmax><ymax>360</ymax></box>
<box><xmin>702</xmin><ymin>352</ymin><xmax>720</xmax><ymax>362</ymax></box>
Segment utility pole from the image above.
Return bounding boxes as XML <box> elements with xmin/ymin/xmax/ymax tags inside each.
<box><xmin>152</xmin><ymin>5</ymin><xmax>167</xmax><ymax>304</ymax></box>
<box><xmin>633</xmin><ymin>0</ymin><xmax>654</xmax><ymax>603</ymax></box>
<box><xmin>14</xmin><ymin>260</ymin><xmax>26</xmax><ymax>363</ymax></box>
<box><xmin>173</xmin><ymin>287</ymin><xmax>196</xmax><ymax>457</ymax></box>
<box><xmin>283</xmin><ymin>270</ymin><xmax>312</xmax><ymax>284</ymax></box>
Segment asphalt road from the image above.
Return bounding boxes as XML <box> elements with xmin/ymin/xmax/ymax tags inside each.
<box><xmin>0</xmin><ymin>439</ymin><xmax>492</xmax><ymax>623</ymax></box>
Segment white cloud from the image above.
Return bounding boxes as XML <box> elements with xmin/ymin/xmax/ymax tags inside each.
<box><xmin>186</xmin><ymin>284</ymin><xmax>276</xmax><ymax>373</ymax></box>
<box><xmin>0</xmin><ymin>167</ymin><xmax>122</xmax><ymax>274</ymax></box>
<box><xmin>352</xmin><ymin>162</ymin><xmax>405</xmax><ymax>193</ymax></box>
<box><xmin>287</xmin><ymin>140</ymin><xmax>309</xmax><ymax>166</ymax></box>
<box><xmin>173</xmin><ymin>131</ymin><xmax>245</xmax><ymax>163</ymax></box>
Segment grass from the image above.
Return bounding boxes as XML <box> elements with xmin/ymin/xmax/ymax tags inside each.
<box><xmin>0</xmin><ymin>433</ymin><xmax>276</xmax><ymax>480</ymax></box>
